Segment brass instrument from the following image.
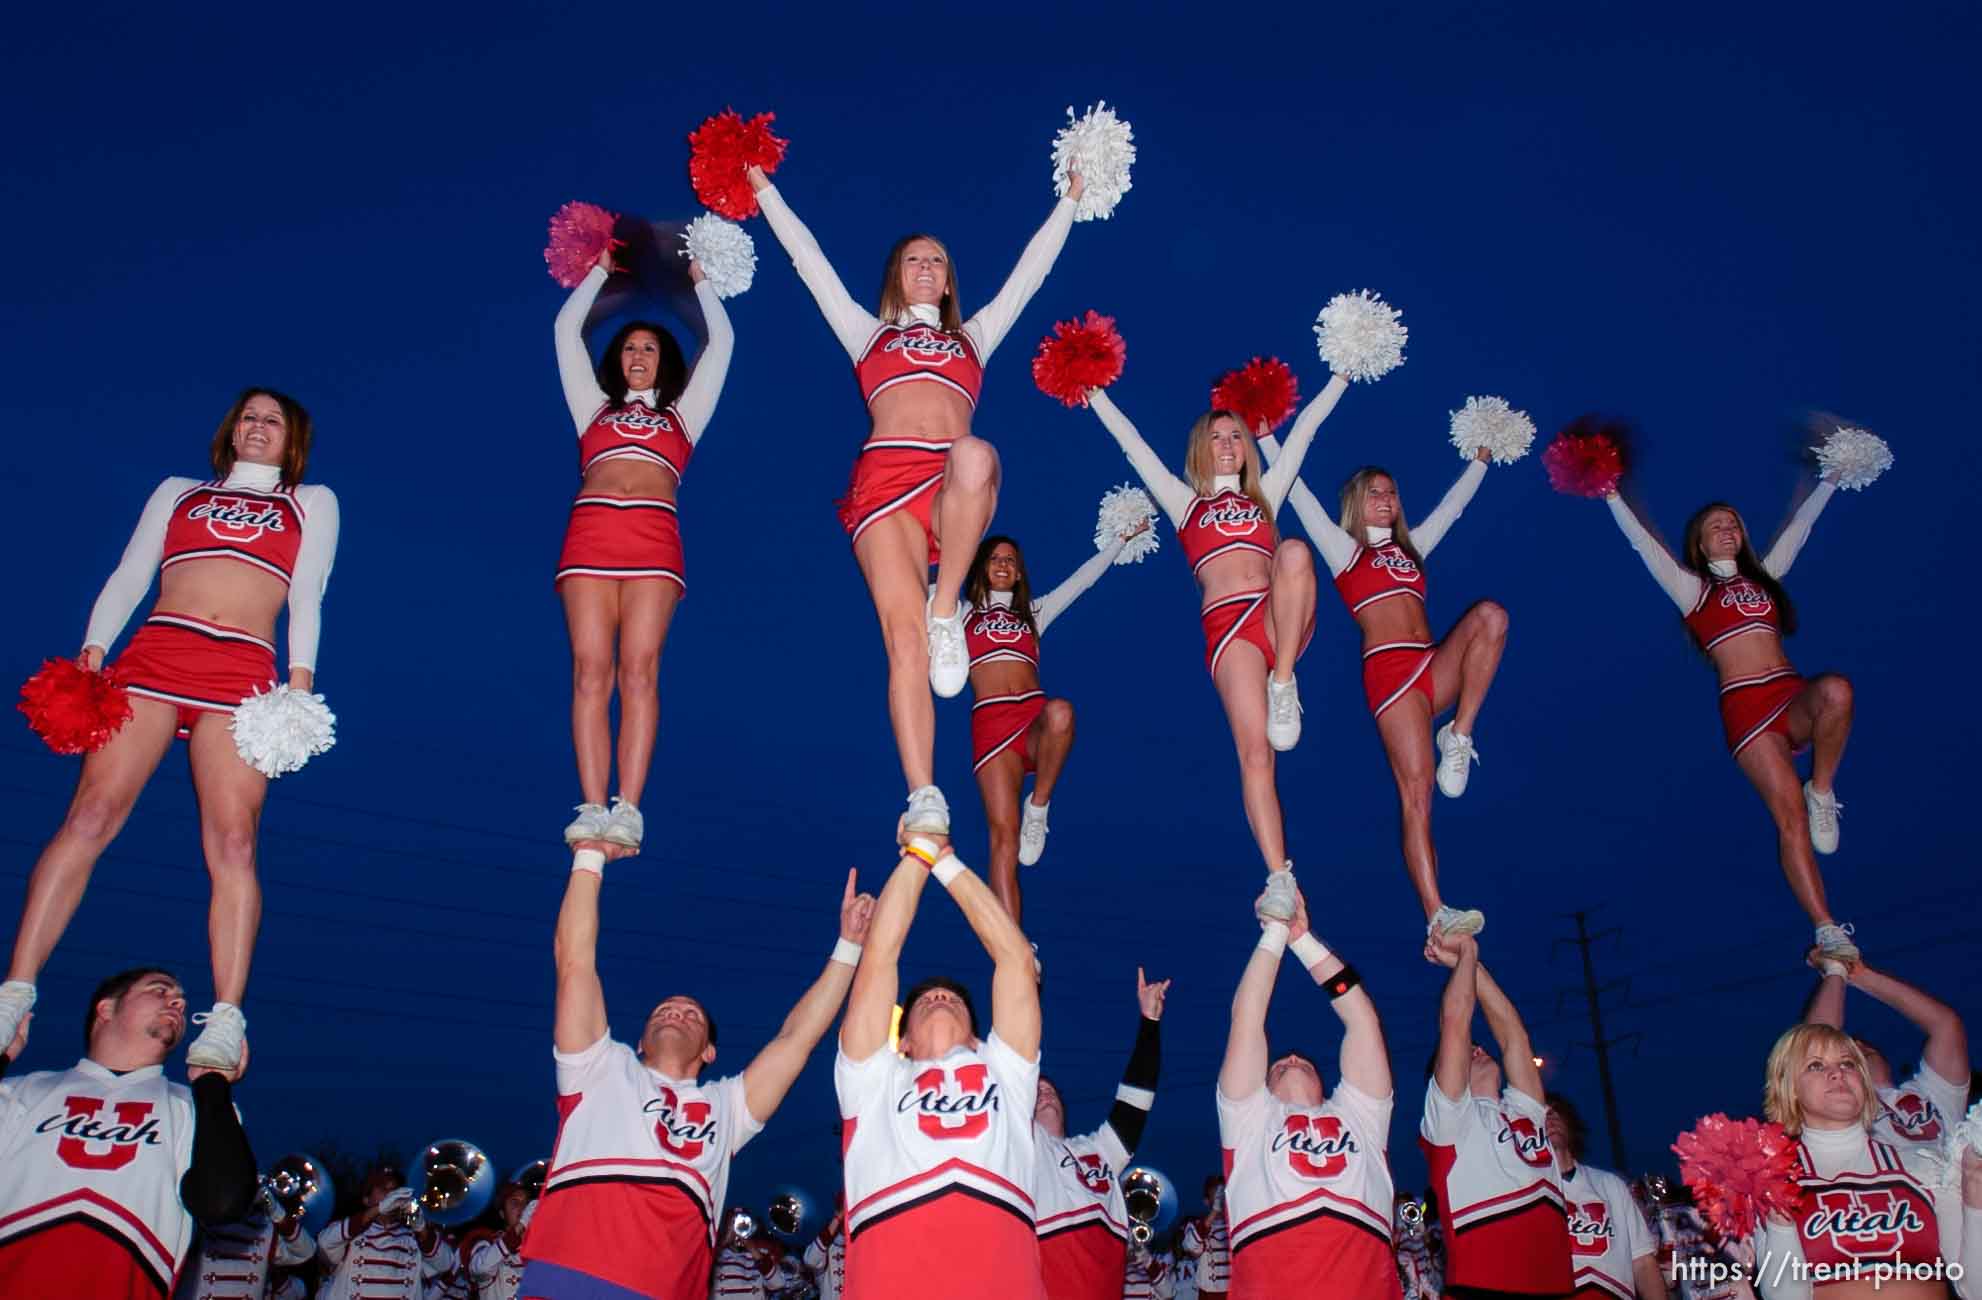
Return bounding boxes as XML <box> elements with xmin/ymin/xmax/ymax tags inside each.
<box><xmin>1122</xmin><ymin>1166</ymin><xmax>1172</xmax><ymax>1245</ymax></box>
<box><xmin>409</xmin><ymin>1139</ymin><xmax>494</xmax><ymax>1227</ymax></box>
<box><xmin>261</xmin><ymin>1153</ymin><xmax>335</xmax><ymax>1237</ymax></box>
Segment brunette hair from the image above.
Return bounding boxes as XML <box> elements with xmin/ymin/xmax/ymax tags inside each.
<box><xmin>877</xmin><ymin>234</ymin><xmax>964</xmax><ymax>332</ymax></box>
<box><xmin>595</xmin><ymin>321</ymin><xmax>688</xmax><ymax>408</ymax></box>
<box><xmin>209</xmin><ymin>388</ymin><xmax>312</xmax><ymax>487</ymax></box>
<box><xmin>964</xmin><ymin>536</ymin><xmax>1037</xmax><ymax>636</ymax></box>
<box><xmin>1682</xmin><ymin>502</ymin><xmax>1798</xmax><ymax>637</ymax></box>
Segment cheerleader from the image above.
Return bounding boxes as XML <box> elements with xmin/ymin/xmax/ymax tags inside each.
<box><xmin>1801</xmin><ymin>951</ymin><xmax>1971</xmax><ymax>1157</ymax></box>
<box><xmin>1258</xmin><ymin>436</ymin><xmax>1503</xmax><ymax>937</ymax></box>
<box><xmin>749</xmin><ymin>163</ymin><xmax>1083</xmax><ymax>841</ymax></box>
<box><xmin>0</xmin><ymin>389</ymin><xmax>338</xmax><ymax>1069</ymax></box>
<box><xmin>1084</xmin><ymin>384</ymin><xmax>1343</xmax><ymax>904</ymax></box>
<box><xmin>1601</xmin><ymin>481</ymin><xmax>1858</xmax><ymax>962</ymax></box>
<box><xmin>553</xmin><ymin>249</ymin><xmax>732</xmax><ymax>852</ymax></box>
<box><xmin>1744</xmin><ymin>1023</ymin><xmax>1981</xmax><ymax>1298</ymax></box>
<box><xmin>963</xmin><ymin>520</ymin><xmax>1145</xmax><ymax>919</ymax></box>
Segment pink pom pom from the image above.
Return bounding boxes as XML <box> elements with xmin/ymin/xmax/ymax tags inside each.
<box><xmin>1671</xmin><ymin>1113</ymin><xmax>1805</xmax><ymax>1240</ymax></box>
<box><xmin>19</xmin><ymin>658</ymin><xmax>132</xmax><ymax>756</ymax></box>
<box><xmin>544</xmin><ymin>201</ymin><xmax>622</xmax><ymax>289</ymax></box>
<box><xmin>1032</xmin><ymin>312</ymin><xmax>1127</xmax><ymax>408</ymax></box>
<box><xmin>1211</xmin><ymin>358</ymin><xmax>1301</xmax><ymax>436</ymax></box>
<box><xmin>688</xmin><ymin>109</ymin><xmax>789</xmax><ymax>221</ymax></box>
<box><xmin>1543</xmin><ymin>416</ymin><xmax>1628</xmax><ymax>498</ymax></box>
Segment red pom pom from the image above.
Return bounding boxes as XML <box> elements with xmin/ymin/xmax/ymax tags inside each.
<box><xmin>1542</xmin><ymin>418</ymin><xmax>1627</xmax><ymax>497</ymax></box>
<box><xmin>1032</xmin><ymin>311</ymin><xmax>1126</xmax><ymax>408</ymax></box>
<box><xmin>1671</xmin><ymin>1113</ymin><xmax>1806</xmax><ymax>1240</ymax></box>
<box><xmin>687</xmin><ymin>109</ymin><xmax>789</xmax><ymax>221</ymax></box>
<box><xmin>18</xmin><ymin>658</ymin><xmax>132</xmax><ymax>756</ymax></box>
<box><xmin>544</xmin><ymin>201</ymin><xmax>622</xmax><ymax>288</ymax></box>
<box><xmin>1211</xmin><ymin>357</ymin><xmax>1301</xmax><ymax>436</ymax></box>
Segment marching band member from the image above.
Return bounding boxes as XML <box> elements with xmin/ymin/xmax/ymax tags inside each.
<box><xmin>521</xmin><ymin>848</ymin><xmax>873</xmax><ymax>1300</ymax></box>
<box><xmin>1261</xmin><ymin>438</ymin><xmax>1503</xmax><ymax>936</ymax></box>
<box><xmin>553</xmin><ymin>250</ymin><xmax>732</xmax><ymax>854</ymax></box>
<box><xmin>1600</xmin><ymin>484</ymin><xmax>1858</xmax><ymax>963</ymax></box>
<box><xmin>1085</xmin><ymin>385</ymin><xmax>1344</xmax><ymax>900</ymax></box>
<box><xmin>801</xmin><ymin>1203</ymin><xmax>845</xmax><ymax>1300</ymax></box>
<box><xmin>466</xmin><ymin>1182</ymin><xmax>530</xmax><ymax>1300</ymax></box>
<box><xmin>1217</xmin><ymin>881</ymin><xmax>1400</xmax><ymax>1299</ymax></box>
<box><xmin>317</xmin><ymin>1166</ymin><xmax>455</xmax><ymax>1300</ymax></box>
<box><xmin>2</xmin><ymin>389</ymin><xmax>340</xmax><ymax>1070</ymax></box>
<box><xmin>835</xmin><ymin>835</ymin><xmax>1044</xmax><ymax>1299</ymax></box>
<box><xmin>1122</xmin><ymin>1240</ymin><xmax>1175</xmax><ymax>1300</ymax></box>
<box><xmin>963</xmin><ymin>525</ymin><xmax>1141</xmax><ymax>918</ymax></box>
<box><xmin>178</xmin><ymin>1194</ymin><xmax>314</xmax><ymax>1300</ymax></box>
<box><xmin>1421</xmin><ymin>932</ymin><xmax>1573</xmax><ymax>1299</ymax></box>
<box><xmin>1034</xmin><ymin>967</ymin><xmax>1168</xmax><ymax>1300</ymax></box>
<box><xmin>1801</xmin><ymin>951</ymin><xmax>1971</xmax><ymax>1157</ymax></box>
<box><xmin>1178</xmin><ymin>1177</ymin><xmax>1230</xmax><ymax>1300</ymax></box>
<box><xmin>1744</xmin><ymin>1024</ymin><xmax>1981</xmax><ymax>1298</ymax></box>
<box><xmin>0</xmin><ymin>969</ymin><xmax>257</xmax><ymax>1299</ymax></box>
<box><xmin>1545</xmin><ymin>1093</ymin><xmax>1666</xmax><ymax>1299</ymax></box>
<box><xmin>749</xmin><ymin>162</ymin><xmax>1084</xmax><ymax>843</ymax></box>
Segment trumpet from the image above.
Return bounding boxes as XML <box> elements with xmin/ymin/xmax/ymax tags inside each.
<box><xmin>260</xmin><ymin>1153</ymin><xmax>335</xmax><ymax>1236</ymax></box>
<box><xmin>768</xmin><ymin>1193</ymin><xmax>805</xmax><ymax>1236</ymax></box>
<box><xmin>728</xmin><ymin>1206</ymin><xmax>757</xmax><ymax>1241</ymax></box>
<box><xmin>1397</xmin><ymin>1198</ymin><xmax>1426</xmax><ymax>1229</ymax></box>
<box><xmin>409</xmin><ymin>1139</ymin><xmax>495</xmax><ymax>1228</ymax></box>
<box><xmin>1123</xmin><ymin>1166</ymin><xmax>1171</xmax><ymax>1245</ymax></box>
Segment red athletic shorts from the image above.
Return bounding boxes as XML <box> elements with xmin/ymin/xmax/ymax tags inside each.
<box><xmin>1362</xmin><ymin>640</ymin><xmax>1436</xmax><ymax>718</ymax></box>
<box><xmin>837</xmin><ymin>439</ymin><xmax>948</xmax><ymax>566</ymax></box>
<box><xmin>555</xmin><ymin>494</ymin><xmax>684</xmax><ymax>590</ymax></box>
<box><xmin>114</xmin><ymin>613</ymin><xmax>277</xmax><ymax>739</ymax></box>
<box><xmin>1720</xmin><ymin>668</ymin><xmax>1805</xmax><ymax>755</ymax></box>
<box><xmin>972</xmin><ymin>690</ymin><xmax>1044</xmax><ymax>774</ymax></box>
<box><xmin>1200</xmin><ymin>589</ymin><xmax>1313</xmax><ymax>677</ymax></box>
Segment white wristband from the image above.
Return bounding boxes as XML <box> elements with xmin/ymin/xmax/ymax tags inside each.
<box><xmin>931</xmin><ymin>855</ymin><xmax>965</xmax><ymax>887</ymax></box>
<box><xmin>1290</xmin><ymin>933</ymin><xmax>1331</xmax><ymax>970</ymax></box>
<box><xmin>1256</xmin><ymin>922</ymin><xmax>1288</xmax><ymax>957</ymax></box>
<box><xmin>571</xmin><ymin>848</ymin><xmax>605</xmax><ymax>877</ymax></box>
<box><xmin>830</xmin><ymin>937</ymin><xmax>863</xmax><ymax>967</ymax></box>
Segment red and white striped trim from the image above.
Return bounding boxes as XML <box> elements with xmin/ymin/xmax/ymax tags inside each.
<box><xmin>1347</xmin><ymin>586</ymin><xmax>1423</xmax><ymax>614</ymax></box>
<box><xmin>1228</xmin><ymin>1183</ymin><xmax>1392</xmax><ymax>1252</ymax></box>
<box><xmin>0</xmin><ymin>1186</ymin><xmax>175</xmax><ymax>1292</ymax></box>
<box><xmin>1699</xmin><ymin>621</ymin><xmax>1776</xmax><ymax>652</ymax></box>
<box><xmin>142</xmin><ymin>613</ymin><xmax>275</xmax><ymax>653</ymax></box>
<box><xmin>1448</xmin><ymin>1176</ymin><xmax>1565</xmax><ymax>1232</ymax></box>
<box><xmin>1723</xmin><ymin>668</ymin><xmax>1801</xmax><ymax>756</ymax></box>
<box><xmin>1204</xmin><ymin>589</ymin><xmax>1268</xmax><ymax>679</ymax></box>
<box><xmin>545</xmin><ymin>1153</ymin><xmax>713</xmax><ymax>1218</ymax></box>
<box><xmin>581</xmin><ymin>444</ymin><xmax>686</xmax><ymax>478</ymax></box>
<box><xmin>969</xmin><ymin>647</ymin><xmax>1039</xmax><ymax>669</ymax></box>
<box><xmin>1190</xmin><ymin>540</ymin><xmax>1274</xmax><ymax>575</ymax></box>
<box><xmin>1369</xmin><ymin>643</ymin><xmax>1435</xmax><ymax>719</ymax></box>
<box><xmin>160</xmin><ymin>546</ymin><xmax>292</xmax><ymax>584</ymax></box>
<box><xmin>972</xmin><ymin>691</ymin><xmax>1045</xmax><ymax>772</ymax></box>
<box><xmin>865</xmin><ymin>368</ymin><xmax>980</xmax><ymax>407</ymax></box>
<box><xmin>858</xmin><ymin>436</ymin><xmax>957</xmax><ymax>455</ymax></box>
<box><xmin>1572</xmin><ymin>1261</ymin><xmax>1635</xmax><ymax>1299</ymax></box>
<box><xmin>570</xmin><ymin>495</ymin><xmax>677</xmax><ymax>513</ymax></box>
<box><xmin>1035</xmin><ymin>1201</ymin><xmax>1129</xmax><ymax>1242</ymax></box>
<box><xmin>847</xmin><ymin>1156</ymin><xmax>1034</xmax><ymax>1237</ymax></box>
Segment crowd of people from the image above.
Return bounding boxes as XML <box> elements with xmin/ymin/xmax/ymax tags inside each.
<box><xmin>2</xmin><ymin>101</ymin><xmax>1975</xmax><ymax>1300</ymax></box>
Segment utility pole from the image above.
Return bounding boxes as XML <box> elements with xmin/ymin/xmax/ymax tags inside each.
<box><xmin>1553</xmin><ymin>910</ymin><xmax>1639</xmax><ymax>1171</ymax></box>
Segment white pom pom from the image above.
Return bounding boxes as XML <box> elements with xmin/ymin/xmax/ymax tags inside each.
<box><xmin>230</xmin><ymin>684</ymin><xmax>336</xmax><ymax>778</ymax></box>
<box><xmin>1095</xmin><ymin>484</ymin><xmax>1160</xmax><ymax>565</ymax></box>
<box><xmin>1813</xmin><ymin>425</ymin><xmax>1892</xmax><ymax>491</ymax></box>
<box><xmin>1313</xmin><ymin>290</ymin><xmax>1407</xmax><ymax>382</ymax></box>
<box><xmin>679</xmin><ymin>213</ymin><xmax>757</xmax><ymax>299</ymax></box>
<box><xmin>1051</xmin><ymin>102</ymin><xmax>1136</xmax><ymax>222</ymax></box>
<box><xmin>1448</xmin><ymin>395</ymin><xmax>1536</xmax><ymax>465</ymax></box>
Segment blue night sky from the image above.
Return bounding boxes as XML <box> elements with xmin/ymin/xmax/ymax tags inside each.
<box><xmin>5</xmin><ymin>1</ymin><xmax>1977</xmax><ymax>1222</ymax></box>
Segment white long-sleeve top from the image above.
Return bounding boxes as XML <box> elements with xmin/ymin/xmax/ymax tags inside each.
<box><xmin>1604</xmin><ymin>481</ymin><xmax>1836</xmax><ymax>612</ymax></box>
<box><xmin>83</xmin><ymin>462</ymin><xmax>340</xmax><ymax>672</ymax></box>
<box><xmin>1027</xmin><ymin>532</ymin><xmax>1128</xmax><ymax>635</ymax></box>
<box><xmin>554</xmin><ymin>264</ymin><xmax>733</xmax><ymax>436</ymax></box>
<box><xmin>466</xmin><ymin>1233</ymin><xmax>524</xmax><ymax>1300</ymax></box>
<box><xmin>316</xmin><ymin>1216</ymin><xmax>455</xmax><ymax>1300</ymax></box>
<box><xmin>1257</xmin><ymin>434</ymin><xmax>1490</xmax><ymax>578</ymax></box>
<box><xmin>756</xmin><ymin>182</ymin><xmax>1074</xmax><ymax>364</ymax></box>
<box><xmin>1086</xmin><ymin>379</ymin><xmax>1349</xmax><ymax>530</ymax></box>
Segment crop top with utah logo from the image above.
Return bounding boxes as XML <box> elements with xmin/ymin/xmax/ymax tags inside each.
<box><xmin>160</xmin><ymin>479</ymin><xmax>306</xmax><ymax>587</ymax></box>
<box><xmin>856</xmin><ymin>321</ymin><xmax>984</xmax><ymax>409</ymax></box>
<box><xmin>1179</xmin><ymin>485</ymin><xmax>1276</xmax><ymax>578</ymax></box>
<box><xmin>526</xmin><ymin>1035</ymin><xmax>762</xmax><ymax>1300</ymax></box>
<box><xmin>967</xmin><ymin>599</ymin><xmax>1039</xmax><ymax>670</ymax></box>
<box><xmin>1683</xmin><ymin>571</ymin><xmax>1782</xmax><ymax>653</ymax></box>
<box><xmin>1333</xmin><ymin>530</ymin><xmax>1426</xmax><ymax>616</ymax></box>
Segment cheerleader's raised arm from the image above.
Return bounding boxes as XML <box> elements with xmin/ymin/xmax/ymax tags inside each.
<box><xmin>555</xmin><ymin>257</ymin><xmax>734</xmax><ymax>436</ymax></box>
<box><xmin>1085</xmin><ymin>389</ymin><xmax>1192</xmax><ymax>525</ymax></box>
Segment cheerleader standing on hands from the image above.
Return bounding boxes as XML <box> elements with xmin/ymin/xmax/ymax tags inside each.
<box><xmin>961</xmin><ymin>520</ymin><xmax>1143</xmax><ymax>920</ymax></box>
<box><xmin>553</xmin><ymin>249</ymin><xmax>731</xmax><ymax>852</ymax></box>
<box><xmin>749</xmin><ymin>162</ymin><xmax>1083</xmax><ymax>841</ymax></box>
<box><xmin>1</xmin><ymin>390</ymin><xmax>340</xmax><ymax>1068</ymax></box>
<box><xmin>1601</xmin><ymin>475</ymin><xmax>1860</xmax><ymax>963</ymax></box>
<box><xmin>1261</xmin><ymin>436</ymin><xmax>1506</xmax><ymax>938</ymax></box>
<box><xmin>1084</xmin><ymin>382</ymin><xmax>1342</xmax><ymax>902</ymax></box>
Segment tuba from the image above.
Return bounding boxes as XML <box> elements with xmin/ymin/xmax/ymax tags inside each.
<box><xmin>261</xmin><ymin>1153</ymin><xmax>336</xmax><ymax>1236</ymax></box>
<box><xmin>510</xmin><ymin>1159</ymin><xmax>549</xmax><ymax>1198</ymax></box>
<box><xmin>409</xmin><ymin>1139</ymin><xmax>495</xmax><ymax>1227</ymax></box>
<box><xmin>1122</xmin><ymin>1166</ymin><xmax>1173</xmax><ymax>1245</ymax></box>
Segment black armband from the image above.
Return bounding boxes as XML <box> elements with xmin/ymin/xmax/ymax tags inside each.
<box><xmin>179</xmin><ymin>1074</ymin><xmax>259</xmax><ymax>1226</ymax></box>
<box><xmin>1322</xmin><ymin>964</ymin><xmax>1362</xmax><ymax>1001</ymax></box>
<box><xmin>1104</xmin><ymin>1016</ymin><xmax>1161</xmax><ymax>1154</ymax></box>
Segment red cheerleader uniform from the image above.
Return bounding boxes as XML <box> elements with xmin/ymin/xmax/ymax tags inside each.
<box><xmin>1684</xmin><ymin>574</ymin><xmax>1802</xmax><ymax>755</ymax></box>
<box><xmin>555</xmin><ymin>401</ymin><xmax>693</xmax><ymax>590</ymax></box>
<box><xmin>1180</xmin><ymin>490</ymin><xmax>1309</xmax><ymax>677</ymax></box>
<box><xmin>836</xmin><ymin>323</ymin><xmax>986</xmax><ymax>564</ymax></box>
<box><xmin>1332</xmin><ymin>538</ymin><xmax>1435</xmax><ymax>718</ymax></box>
<box><xmin>114</xmin><ymin>481</ymin><xmax>302</xmax><ymax>737</ymax></box>
<box><xmin>966</xmin><ymin>600</ymin><xmax>1044</xmax><ymax>774</ymax></box>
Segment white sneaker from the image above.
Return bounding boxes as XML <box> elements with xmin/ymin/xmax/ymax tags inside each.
<box><xmin>563</xmin><ymin>803</ymin><xmax>609</xmax><ymax>845</ymax></box>
<box><xmin>1435</xmin><ymin>725</ymin><xmax>1479</xmax><ymax>798</ymax></box>
<box><xmin>185</xmin><ymin>1002</ymin><xmax>247</xmax><ymax>1071</ymax></box>
<box><xmin>1266</xmin><ymin>674</ymin><xmax>1302</xmax><ymax>752</ymax></box>
<box><xmin>1428</xmin><ymin>904</ymin><xmax>1486</xmax><ymax>937</ymax></box>
<box><xmin>1258</xmin><ymin>868</ymin><xmax>1298</xmax><ymax>922</ymax></box>
<box><xmin>0</xmin><ymin>981</ymin><xmax>35</xmax><ymax>1056</ymax></box>
<box><xmin>904</xmin><ymin>785</ymin><xmax>951</xmax><ymax>836</ymax></box>
<box><xmin>1804</xmin><ymin>783</ymin><xmax>1842</xmax><ymax>855</ymax></box>
<box><xmin>1017</xmin><ymin>797</ymin><xmax>1050</xmax><ymax>866</ymax></box>
<box><xmin>602</xmin><ymin>797</ymin><xmax>644</xmax><ymax>849</ymax></box>
<box><xmin>1814</xmin><ymin>922</ymin><xmax>1859</xmax><ymax>966</ymax></box>
<box><xmin>926</xmin><ymin>596</ymin><xmax>969</xmax><ymax>699</ymax></box>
